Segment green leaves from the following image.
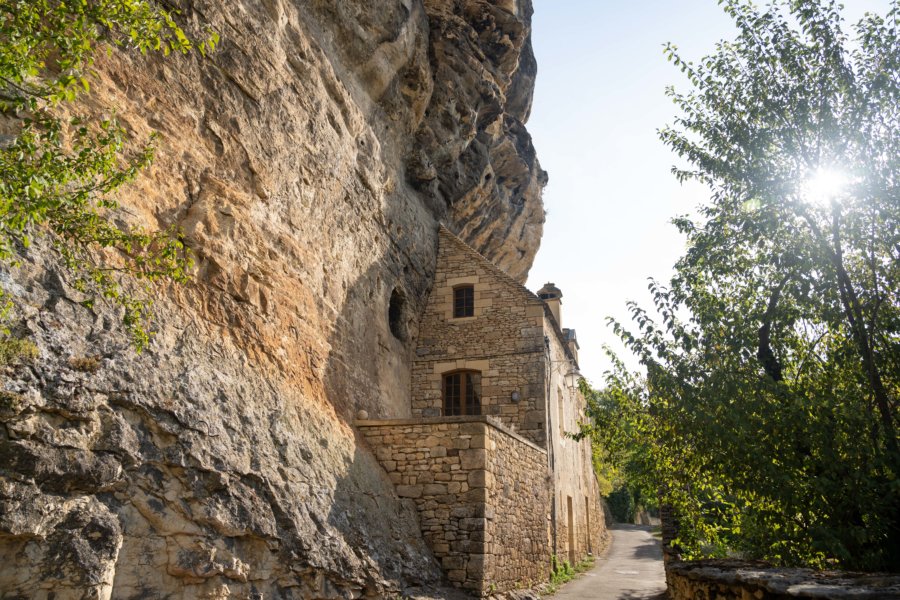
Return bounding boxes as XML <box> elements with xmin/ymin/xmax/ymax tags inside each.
<box><xmin>0</xmin><ymin>112</ymin><xmax>192</xmax><ymax>349</ymax></box>
<box><xmin>0</xmin><ymin>0</ymin><xmax>203</xmax><ymax>109</ymax></box>
<box><xmin>0</xmin><ymin>2</ymin><xmax>217</xmax><ymax>349</ymax></box>
<box><xmin>601</xmin><ymin>0</ymin><xmax>900</xmax><ymax>571</ymax></box>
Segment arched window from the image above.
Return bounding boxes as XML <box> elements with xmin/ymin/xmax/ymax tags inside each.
<box><xmin>452</xmin><ymin>285</ymin><xmax>474</xmax><ymax>318</ymax></box>
<box><xmin>443</xmin><ymin>370</ymin><xmax>481</xmax><ymax>416</ymax></box>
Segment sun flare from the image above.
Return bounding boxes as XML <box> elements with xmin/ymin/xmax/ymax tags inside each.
<box><xmin>802</xmin><ymin>168</ymin><xmax>849</xmax><ymax>206</ymax></box>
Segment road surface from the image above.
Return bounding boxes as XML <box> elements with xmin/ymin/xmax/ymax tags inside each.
<box><xmin>552</xmin><ymin>524</ymin><xmax>667</xmax><ymax>599</ymax></box>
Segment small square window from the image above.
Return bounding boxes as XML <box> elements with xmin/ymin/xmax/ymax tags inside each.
<box><xmin>453</xmin><ymin>285</ymin><xmax>474</xmax><ymax>318</ymax></box>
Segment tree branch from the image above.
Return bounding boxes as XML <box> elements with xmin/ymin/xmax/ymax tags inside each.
<box><xmin>758</xmin><ymin>273</ymin><xmax>789</xmax><ymax>382</ymax></box>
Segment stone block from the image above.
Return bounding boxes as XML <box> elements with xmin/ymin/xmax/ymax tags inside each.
<box><xmin>460</xmin><ymin>517</ymin><xmax>484</xmax><ymax>531</ymax></box>
<box><xmin>447</xmin><ymin>569</ymin><xmax>466</xmax><ymax>583</ymax></box>
<box><xmin>459</xmin><ymin>449</ymin><xmax>486</xmax><ymax>469</ymax></box>
<box><xmin>452</xmin><ymin>539</ymin><xmax>482</xmax><ymax>554</ymax></box>
<box><xmin>524</xmin><ymin>410</ymin><xmax>544</xmax><ymax>426</ymax></box>
<box><xmin>430</xmin><ymin>446</ymin><xmax>447</xmax><ymax>458</ymax></box>
<box><xmin>460</xmin><ymin>422</ymin><xmax>486</xmax><ymax>435</ymax></box>
<box><xmin>396</xmin><ymin>485</ymin><xmax>422</xmax><ymax>499</ymax></box>
<box><xmin>467</xmin><ymin>470</ymin><xmax>489</xmax><ymax>488</ymax></box>
<box><xmin>461</xmin><ymin>488</ymin><xmax>487</xmax><ymax>503</ymax></box>
<box><xmin>451</xmin><ymin>506</ymin><xmax>472</xmax><ymax>519</ymax></box>
<box><xmin>466</xmin><ymin>553</ymin><xmax>487</xmax><ymax>575</ymax></box>
<box><xmin>422</xmin><ymin>484</ymin><xmax>447</xmax><ymax>496</ymax></box>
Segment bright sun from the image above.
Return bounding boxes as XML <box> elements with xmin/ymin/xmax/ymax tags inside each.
<box><xmin>801</xmin><ymin>168</ymin><xmax>849</xmax><ymax>206</ymax></box>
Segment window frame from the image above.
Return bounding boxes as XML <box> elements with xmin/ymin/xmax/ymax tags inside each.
<box><xmin>442</xmin><ymin>369</ymin><xmax>482</xmax><ymax>416</ymax></box>
<box><xmin>452</xmin><ymin>284</ymin><xmax>475</xmax><ymax>318</ymax></box>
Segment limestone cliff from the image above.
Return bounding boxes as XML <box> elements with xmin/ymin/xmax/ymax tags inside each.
<box><xmin>0</xmin><ymin>0</ymin><xmax>545</xmax><ymax>598</ymax></box>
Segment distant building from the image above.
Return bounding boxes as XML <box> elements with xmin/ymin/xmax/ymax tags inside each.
<box><xmin>357</xmin><ymin>227</ymin><xmax>605</xmax><ymax>595</ymax></box>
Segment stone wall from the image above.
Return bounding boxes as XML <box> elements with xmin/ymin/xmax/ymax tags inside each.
<box><xmin>484</xmin><ymin>422</ymin><xmax>551</xmax><ymax>593</ymax></box>
<box><xmin>356</xmin><ymin>416</ymin><xmax>550</xmax><ymax>596</ymax></box>
<box><xmin>412</xmin><ymin>229</ymin><xmax>548</xmax><ymax>445</ymax></box>
<box><xmin>666</xmin><ymin>560</ymin><xmax>900</xmax><ymax>599</ymax></box>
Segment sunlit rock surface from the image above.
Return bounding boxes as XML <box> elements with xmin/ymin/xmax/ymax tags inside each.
<box><xmin>0</xmin><ymin>0</ymin><xmax>545</xmax><ymax>597</ymax></box>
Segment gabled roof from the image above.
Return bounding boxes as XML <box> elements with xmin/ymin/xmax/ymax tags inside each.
<box><xmin>438</xmin><ymin>226</ymin><xmax>542</xmax><ymax>304</ymax></box>
<box><xmin>437</xmin><ymin>225</ymin><xmax>579</xmax><ymax>367</ymax></box>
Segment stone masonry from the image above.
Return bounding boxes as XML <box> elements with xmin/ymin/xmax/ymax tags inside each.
<box><xmin>412</xmin><ymin>228</ymin><xmax>552</xmax><ymax>446</ymax></box>
<box><xmin>484</xmin><ymin>419</ymin><xmax>552</xmax><ymax>592</ymax></box>
<box><xmin>356</xmin><ymin>416</ymin><xmax>550</xmax><ymax>595</ymax></box>
<box><xmin>358</xmin><ymin>227</ymin><xmax>607</xmax><ymax>595</ymax></box>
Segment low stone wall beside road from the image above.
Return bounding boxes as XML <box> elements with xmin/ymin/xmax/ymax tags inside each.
<box><xmin>666</xmin><ymin>560</ymin><xmax>900</xmax><ymax>599</ymax></box>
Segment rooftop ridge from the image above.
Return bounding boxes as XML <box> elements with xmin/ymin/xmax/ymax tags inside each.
<box><xmin>436</xmin><ymin>225</ymin><xmax>578</xmax><ymax>368</ymax></box>
<box><xmin>437</xmin><ymin>225</ymin><xmax>541</xmax><ymax>303</ymax></box>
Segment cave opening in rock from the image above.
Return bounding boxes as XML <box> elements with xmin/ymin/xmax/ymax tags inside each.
<box><xmin>388</xmin><ymin>287</ymin><xmax>407</xmax><ymax>341</ymax></box>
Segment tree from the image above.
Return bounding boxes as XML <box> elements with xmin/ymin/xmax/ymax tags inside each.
<box><xmin>0</xmin><ymin>1</ymin><xmax>218</xmax><ymax>349</ymax></box>
<box><xmin>578</xmin><ymin>378</ymin><xmax>658</xmax><ymax>520</ymax></box>
<box><xmin>601</xmin><ymin>0</ymin><xmax>900</xmax><ymax>570</ymax></box>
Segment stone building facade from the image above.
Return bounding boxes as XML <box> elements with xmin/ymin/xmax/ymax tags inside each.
<box><xmin>357</xmin><ymin>417</ymin><xmax>549</xmax><ymax>594</ymax></box>
<box><xmin>357</xmin><ymin>227</ymin><xmax>606</xmax><ymax>595</ymax></box>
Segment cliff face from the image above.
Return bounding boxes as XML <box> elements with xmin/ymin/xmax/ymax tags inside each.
<box><xmin>0</xmin><ymin>1</ymin><xmax>545</xmax><ymax>598</ymax></box>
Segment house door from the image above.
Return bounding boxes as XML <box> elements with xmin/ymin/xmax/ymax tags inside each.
<box><xmin>567</xmin><ymin>496</ymin><xmax>575</xmax><ymax>564</ymax></box>
<box><xmin>585</xmin><ymin>495</ymin><xmax>592</xmax><ymax>553</ymax></box>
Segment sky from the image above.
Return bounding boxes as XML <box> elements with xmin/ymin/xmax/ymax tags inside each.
<box><xmin>524</xmin><ymin>0</ymin><xmax>893</xmax><ymax>385</ymax></box>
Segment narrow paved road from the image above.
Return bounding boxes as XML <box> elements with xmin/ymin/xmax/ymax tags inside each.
<box><xmin>552</xmin><ymin>524</ymin><xmax>667</xmax><ymax>599</ymax></box>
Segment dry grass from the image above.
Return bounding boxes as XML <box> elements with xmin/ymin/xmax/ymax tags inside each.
<box><xmin>68</xmin><ymin>355</ymin><xmax>101</xmax><ymax>373</ymax></box>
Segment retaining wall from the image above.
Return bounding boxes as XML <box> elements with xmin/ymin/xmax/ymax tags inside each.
<box><xmin>666</xmin><ymin>560</ymin><xmax>900</xmax><ymax>600</ymax></box>
<box><xmin>356</xmin><ymin>416</ymin><xmax>550</xmax><ymax>595</ymax></box>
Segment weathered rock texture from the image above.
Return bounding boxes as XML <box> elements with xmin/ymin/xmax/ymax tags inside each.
<box><xmin>409</xmin><ymin>1</ymin><xmax>546</xmax><ymax>281</ymax></box>
<box><xmin>0</xmin><ymin>0</ymin><xmax>545</xmax><ymax>598</ymax></box>
<box><xmin>666</xmin><ymin>560</ymin><xmax>900</xmax><ymax>600</ymax></box>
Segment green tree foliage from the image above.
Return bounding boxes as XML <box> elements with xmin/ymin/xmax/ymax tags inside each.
<box><xmin>579</xmin><ymin>378</ymin><xmax>660</xmax><ymax>522</ymax></box>
<box><xmin>0</xmin><ymin>1</ymin><xmax>218</xmax><ymax>348</ymax></box>
<box><xmin>600</xmin><ymin>0</ymin><xmax>900</xmax><ymax>570</ymax></box>
<box><xmin>606</xmin><ymin>486</ymin><xmax>636</xmax><ymax>523</ymax></box>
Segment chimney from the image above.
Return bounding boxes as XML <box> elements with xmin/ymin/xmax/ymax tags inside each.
<box><xmin>537</xmin><ymin>282</ymin><xmax>563</xmax><ymax>329</ymax></box>
<box><xmin>563</xmin><ymin>328</ymin><xmax>579</xmax><ymax>363</ymax></box>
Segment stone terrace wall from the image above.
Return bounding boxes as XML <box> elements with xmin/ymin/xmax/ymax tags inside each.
<box><xmin>356</xmin><ymin>416</ymin><xmax>549</xmax><ymax>595</ymax></box>
<box><xmin>412</xmin><ymin>229</ymin><xmax>547</xmax><ymax>445</ymax></box>
<box><xmin>484</xmin><ymin>423</ymin><xmax>551</xmax><ymax>593</ymax></box>
<box><xmin>666</xmin><ymin>560</ymin><xmax>900</xmax><ymax>600</ymax></box>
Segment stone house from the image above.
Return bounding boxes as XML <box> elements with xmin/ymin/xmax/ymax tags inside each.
<box><xmin>357</xmin><ymin>227</ymin><xmax>605</xmax><ymax>596</ymax></box>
